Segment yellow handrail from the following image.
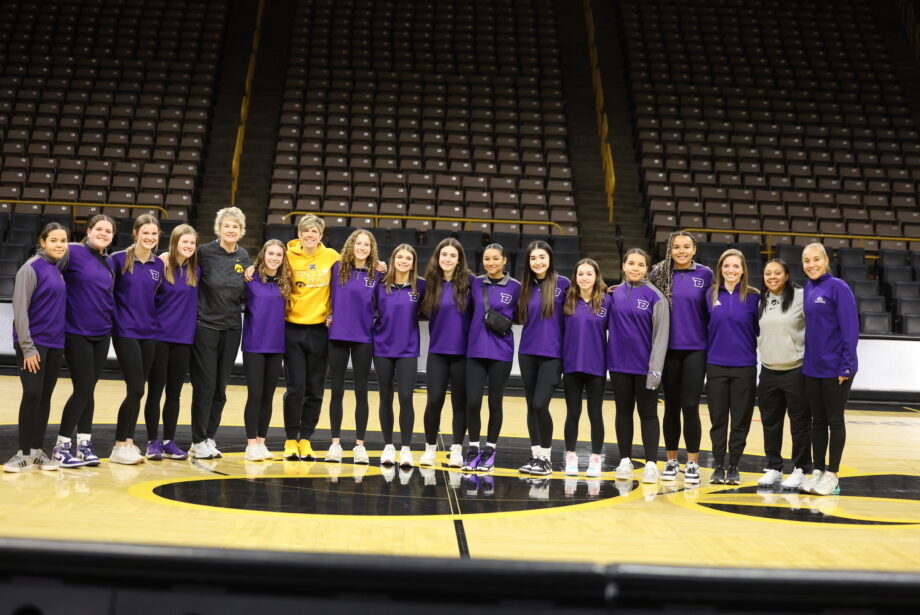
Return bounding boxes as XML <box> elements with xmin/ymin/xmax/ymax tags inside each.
<box><xmin>0</xmin><ymin>199</ymin><xmax>168</xmax><ymax>218</ymax></box>
<box><xmin>583</xmin><ymin>0</ymin><xmax>616</xmax><ymax>221</ymax></box>
<box><xmin>230</xmin><ymin>0</ymin><xmax>265</xmax><ymax>206</ymax></box>
<box><xmin>281</xmin><ymin>211</ymin><xmax>565</xmax><ymax>235</ymax></box>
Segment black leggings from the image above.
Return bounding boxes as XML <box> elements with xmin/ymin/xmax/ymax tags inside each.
<box><xmin>282</xmin><ymin>323</ymin><xmax>327</xmax><ymax>441</ymax></box>
<box><xmin>59</xmin><ymin>333</ymin><xmax>109</xmax><ymax>438</ymax></box>
<box><xmin>758</xmin><ymin>366</ymin><xmax>811</xmax><ymax>472</ymax></box>
<box><xmin>519</xmin><ymin>354</ymin><xmax>561</xmax><ymax>449</ymax></box>
<box><xmin>328</xmin><ymin>340</ymin><xmax>373</xmax><ymax>440</ymax></box>
<box><xmin>374</xmin><ymin>356</ymin><xmax>417</xmax><ymax>446</ymax></box>
<box><xmin>15</xmin><ymin>343</ymin><xmax>64</xmax><ymax>452</ymax></box>
<box><xmin>113</xmin><ymin>337</ymin><xmax>157</xmax><ymax>442</ymax></box>
<box><xmin>465</xmin><ymin>358</ymin><xmax>512</xmax><ymax>444</ymax></box>
<box><xmin>423</xmin><ymin>352</ymin><xmax>467</xmax><ymax>446</ymax></box>
<box><xmin>611</xmin><ymin>371</ymin><xmax>660</xmax><ymax>463</ymax></box>
<box><xmin>805</xmin><ymin>376</ymin><xmax>852</xmax><ymax>473</ymax></box>
<box><xmin>563</xmin><ymin>371</ymin><xmax>606</xmax><ymax>455</ymax></box>
<box><xmin>661</xmin><ymin>348</ymin><xmax>706</xmax><ymax>454</ymax></box>
<box><xmin>144</xmin><ymin>341</ymin><xmax>191</xmax><ymax>442</ymax></box>
<box><xmin>243</xmin><ymin>352</ymin><xmax>283</xmax><ymax>439</ymax></box>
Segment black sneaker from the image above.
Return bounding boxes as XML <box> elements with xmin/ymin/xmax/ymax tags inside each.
<box><xmin>725</xmin><ymin>465</ymin><xmax>741</xmax><ymax>485</ymax></box>
<box><xmin>529</xmin><ymin>458</ymin><xmax>552</xmax><ymax>476</ymax></box>
<box><xmin>710</xmin><ymin>466</ymin><xmax>726</xmax><ymax>484</ymax></box>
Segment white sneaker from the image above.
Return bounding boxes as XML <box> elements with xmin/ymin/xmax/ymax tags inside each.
<box><xmin>31</xmin><ymin>449</ymin><xmax>60</xmax><ymax>471</ymax></box>
<box><xmin>813</xmin><ymin>471</ymin><xmax>840</xmax><ymax>496</ymax></box>
<box><xmin>110</xmin><ymin>444</ymin><xmax>143</xmax><ymax>465</ymax></box>
<box><xmin>799</xmin><ymin>470</ymin><xmax>823</xmax><ymax>494</ymax></box>
<box><xmin>259</xmin><ymin>443</ymin><xmax>273</xmax><ymax>460</ymax></box>
<box><xmin>781</xmin><ymin>467</ymin><xmax>806</xmax><ymax>490</ymax></box>
<box><xmin>206</xmin><ymin>438</ymin><xmax>222</xmax><ymax>458</ymax></box>
<box><xmin>190</xmin><ymin>441</ymin><xmax>213</xmax><ymax>459</ymax></box>
<box><xmin>3</xmin><ymin>450</ymin><xmax>32</xmax><ymax>473</ymax></box>
<box><xmin>352</xmin><ymin>444</ymin><xmax>369</xmax><ymax>464</ymax></box>
<box><xmin>642</xmin><ymin>461</ymin><xmax>659</xmax><ymax>484</ymax></box>
<box><xmin>419</xmin><ymin>444</ymin><xmax>437</xmax><ymax>466</ymax></box>
<box><xmin>380</xmin><ymin>444</ymin><xmax>397</xmax><ymax>465</ymax></box>
<box><xmin>586</xmin><ymin>453</ymin><xmax>603</xmax><ymax>478</ymax></box>
<box><xmin>244</xmin><ymin>444</ymin><xmax>263</xmax><ymax>462</ymax></box>
<box><xmin>661</xmin><ymin>459</ymin><xmax>679</xmax><ymax>481</ymax></box>
<box><xmin>399</xmin><ymin>446</ymin><xmax>414</xmax><ymax>468</ymax></box>
<box><xmin>325</xmin><ymin>442</ymin><xmax>343</xmax><ymax>462</ymax></box>
<box><xmin>564</xmin><ymin>451</ymin><xmax>579</xmax><ymax>476</ymax></box>
<box><xmin>615</xmin><ymin>457</ymin><xmax>633</xmax><ymax>480</ymax></box>
<box><xmin>757</xmin><ymin>469</ymin><xmax>783</xmax><ymax>487</ymax></box>
<box><xmin>448</xmin><ymin>444</ymin><xmax>463</xmax><ymax>467</ymax></box>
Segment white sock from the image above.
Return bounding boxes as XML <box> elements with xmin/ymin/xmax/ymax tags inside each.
<box><xmin>77</xmin><ymin>433</ymin><xmax>91</xmax><ymax>442</ymax></box>
<box><xmin>425</xmin><ymin>443</ymin><xmax>437</xmax><ymax>451</ymax></box>
<box><xmin>540</xmin><ymin>447</ymin><xmax>552</xmax><ymax>461</ymax></box>
<box><xmin>57</xmin><ymin>435</ymin><xmax>70</xmax><ymax>445</ymax></box>
<box><xmin>530</xmin><ymin>445</ymin><xmax>538</xmax><ymax>458</ymax></box>
<box><xmin>164</xmin><ymin>440</ymin><xmax>171</xmax><ymax>445</ymax></box>
<box><xmin>30</xmin><ymin>448</ymin><xmax>41</xmax><ymax>455</ymax></box>
<box><xmin>485</xmin><ymin>442</ymin><xmax>496</xmax><ymax>449</ymax></box>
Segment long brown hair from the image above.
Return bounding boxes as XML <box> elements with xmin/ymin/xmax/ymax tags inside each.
<box><xmin>564</xmin><ymin>258</ymin><xmax>606</xmax><ymax>316</ymax></box>
<box><xmin>711</xmin><ymin>248</ymin><xmax>759</xmax><ymax>306</ymax></box>
<box><xmin>381</xmin><ymin>243</ymin><xmax>419</xmax><ymax>293</ymax></box>
<box><xmin>121</xmin><ymin>214</ymin><xmax>160</xmax><ymax>274</ymax></box>
<box><xmin>516</xmin><ymin>239</ymin><xmax>559</xmax><ymax>325</ymax></box>
<box><xmin>421</xmin><ymin>237</ymin><xmax>471</xmax><ymax>315</ymax></box>
<box><xmin>253</xmin><ymin>239</ymin><xmax>292</xmax><ymax>300</ymax></box>
<box><xmin>649</xmin><ymin>230</ymin><xmax>697</xmax><ymax>307</ymax></box>
<box><xmin>337</xmin><ymin>229</ymin><xmax>378</xmax><ymax>287</ymax></box>
<box><xmin>163</xmin><ymin>224</ymin><xmax>199</xmax><ymax>286</ymax></box>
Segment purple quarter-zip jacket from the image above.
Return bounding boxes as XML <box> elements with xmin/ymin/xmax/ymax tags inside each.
<box><xmin>373</xmin><ymin>278</ymin><xmax>427</xmax><ymax>358</ymax></box>
<box><xmin>803</xmin><ymin>273</ymin><xmax>859</xmax><ymax>379</ymax></box>
<box><xmin>519</xmin><ymin>275</ymin><xmax>571</xmax><ymax>359</ymax></box>
<box><xmin>243</xmin><ymin>274</ymin><xmax>286</xmax><ymax>354</ymax></box>
<box><xmin>111</xmin><ymin>249</ymin><xmax>164</xmax><ymax>340</ymax></box>
<box><xmin>467</xmin><ymin>274</ymin><xmax>521</xmax><ymax>362</ymax></box>
<box><xmin>328</xmin><ymin>262</ymin><xmax>379</xmax><ymax>344</ymax></box>
<box><xmin>607</xmin><ymin>279</ymin><xmax>670</xmax><ymax>388</ymax></box>
<box><xmin>13</xmin><ymin>251</ymin><xmax>67</xmax><ymax>355</ymax></box>
<box><xmin>427</xmin><ymin>273</ymin><xmax>475</xmax><ymax>355</ymax></box>
<box><xmin>706</xmin><ymin>285</ymin><xmax>760</xmax><ymax>367</ymax></box>
<box><xmin>62</xmin><ymin>242</ymin><xmax>115</xmax><ymax>337</ymax></box>
<box><xmin>563</xmin><ymin>294</ymin><xmax>610</xmax><ymax>377</ymax></box>
<box><xmin>667</xmin><ymin>262</ymin><xmax>713</xmax><ymax>350</ymax></box>
<box><xmin>155</xmin><ymin>262</ymin><xmax>200</xmax><ymax>345</ymax></box>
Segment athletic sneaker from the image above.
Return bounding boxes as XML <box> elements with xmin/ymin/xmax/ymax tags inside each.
<box><xmin>3</xmin><ymin>450</ymin><xmax>32</xmax><ymax>473</ymax></box>
<box><xmin>461</xmin><ymin>446</ymin><xmax>481</xmax><ymax>471</ymax></box>
<box><xmin>530</xmin><ymin>457</ymin><xmax>552</xmax><ymax>477</ymax></box>
<box><xmin>31</xmin><ymin>449</ymin><xmax>60</xmax><ymax>471</ymax></box>
<box><xmin>615</xmin><ymin>457</ymin><xmax>633</xmax><ymax>480</ymax></box>
<box><xmin>642</xmin><ymin>461</ymin><xmax>659</xmax><ymax>484</ymax></box>
<box><xmin>162</xmin><ymin>440</ymin><xmax>188</xmax><ymax>461</ymax></box>
<box><xmin>781</xmin><ymin>468</ymin><xmax>806</xmax><ymax>490</ymax></box>
<box><xmin>77</xmin><ymin>440</ymin><xmax>101</xmax><ymax>466</ymax></box>
<box><xmin>145</xmin><ymin>439</ymin><xmax>164</xmax><ymax>461</ymax></box>
<box><xmin>684</xmin><ymin>461</ymin><xmax>701</xmax><ymax>484</ymax></box>
<box><xmin>476</xmin><ymin>446</ymin><xmax>496</xmax><ymax>472</ymax></box>
<box><xmin>564</xmin><ymin>451</ymin><xmax>579</xmax><ymax>476</ymax></box>
<box><xmin>518</xmin><ymin>457</ymin><xmax>537</xmax><ymax>474</ymax></box>
<box><xmin>297</xmin><ymin>439</ymin><xmax>315</xmax><ymax>461</ymax></box>
<box><xmin>325</xmin><ymin>442</ymin><xmax>343</xmax><ymax>463</ymax></box>
<box><xmin>710</xmin><ymin>466</ymin><xmax>726</xmax><ymax>484</ymax></box>
<box><xmin>725</xmin><ymin>465</ymin><xmax>741</xmax><ymax>485</ymax></box>
<box><xmin>399</xmin><ymin>446</ymin><xmax>414</xmax><ymax>468</ymax></box>
<box><xmin>52</xmin><ymin>441</ymin><xmax>87</xmax><ymax>468</ymax></box>
<box><xmin>757</xmin><ymin>468</ymin><xmax>783</xmax><ymax>487</ymax></box>
<box><xmin>189</xmin><ymin>441</ymin><xmax>214</xmax><ymax>460</ymax></box>
<box><xmin>283</xmin><ymin>439</ymin><xmax>300</xmax><ymax>461</ymax></box>
<box><xmin>419</xmin><ymin>444</ymin><xmax>437</xmax><ymax>467</ymax></box>
<box><xmin>244</xmin><ymin>444</ymin><xmax>263</xmax><ymax>462</ymax></box>
<box><xmin>110</xmin><ymin>444</ymin><xmax>144</xmax><ymax>465</ymax></box>
<box><xmin>380</xmin><ymin>444</ymin><xmax>397</xmax><ymax>466</ymax></box>
<box><xmin>813</xmin><ymin>471</ymin><xmax>840</xmax><ymax>496</ymax></box>
<box><xmin>799</xmin><ymin>470</ymin><xmax>823</xmax><ymax>494</ymax></box>
<box><xmin>448</xmin><ymin>444</ymin><xmax>463</xmax><ymax>468</ymax></box>
<box><xmin>352</xmin><ymin>444</ymin><xmax>369</xmax><ymax>465</ymax></box>
<box><xmin>586</xmin><ymin>454</ymin><xmax>603</xmax><ymax>478</ymax></box>
<box><xmin>206</xmin><ymin>439</ymin><xmax>222</xmax><ymax>458</ymax></box>
<box><xmin>661</xmin><ymin>459</ymin><xmax>679</xmax><ymax>481</ymax></box>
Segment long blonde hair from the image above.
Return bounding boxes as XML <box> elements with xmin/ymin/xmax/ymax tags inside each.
<box><xmin>254</xmin><ymin>239</ymin><xmax>292</xmax><ymax>300</ymax></box>
<box><xmin>337</xmin><ymin>229</ymin><xmax>378</xmax><ymax>287</ymax></box>
<box><xmin>164</xmin><ymin>224</ymin><xmax>198</xmax><ymax>286</ymax></box>
<box><xmin>711</xmin><ymin>248</ymin><xmax>759</xmax><ymax>306</ymax></box>
<box><xmin>564</xmin><ymin>258</ymin><xmax>606</xmax><ymax>316</ymax></box>
<box><xmin>121</xmin><ymin>214</ymin><xmax>160</xmax><ymax>274</ymax></box>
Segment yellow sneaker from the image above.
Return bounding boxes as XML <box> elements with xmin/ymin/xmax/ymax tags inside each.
<box><xmin>283</xmin><ymin>439</ymin><xmax>300</xmax><ymax>461</ymax></box>
<box><xmin>297</xmin><ymin>439</ymin><xmax>315</xmax><ymax>461</ymax></box>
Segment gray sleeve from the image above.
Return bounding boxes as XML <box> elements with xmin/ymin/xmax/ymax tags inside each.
<box><xmin>646</xmin><ymin>290</ymin><xmax>670</xmax><ymax>389</ymax></box>
<box><xmin>12</xmin><ymin>264</ymin><xmax>39</xmax><ymax>358</ymax></box>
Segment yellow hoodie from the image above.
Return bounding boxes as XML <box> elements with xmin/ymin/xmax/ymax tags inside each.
<box><xmin>285</xmin><ymin>239</ymin><xmax>340</xmax><ymax>325</ymax></box>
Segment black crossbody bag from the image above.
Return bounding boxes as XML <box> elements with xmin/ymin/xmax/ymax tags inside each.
<box><xmin>482</xmin><ymin>279</ymin><xmax>513</xmax><ymax>337</ymax></box>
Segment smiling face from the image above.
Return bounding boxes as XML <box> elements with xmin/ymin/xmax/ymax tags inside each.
<box><xmin>177</xmin><ymin>233</ymin><xmax>197</xmax><ymax>260</ymax></box>
<box><xmin>219</xmin><ymin>219</ymin><xmax>241</xmax><ymax>246</ymax></box>
<box><xmin>670</xmin><ymin>234</ymin><xmax>696</xmax><ymax>269</ymax></box>
<box><xmin>299</xmin><ymin>225</ymin><xmax>322</xmax><ymax>251</ymax></box>
<box><xmin>135</xmin><ymin>223</ymin><xmax>160</xmax><ymax>251</ymax></box>
<box><xmin>529</xmin><ymin>248</ymin><xmax>550</xmax><ymax>278</ymax></box>
<box><xmin>721</xmin><ymin>255</ymin><xmax>743</xmax><ymax>287</ymax></box>
<box><xmin>482</xmin><ymin>248</ymin><xmax>506</xmax><ymax>278</ymax></box>
<box><xmin>764</xmin><ymin>261</ymin><xmax>788</xmax><ymax>294</ymax></box>
<box><xmin>42</xmin><ymin>229</ymin><xmax>69</xmax><ymax>260</ymax></box>
<box><xmin>353</xmin><ymin>232</ymin><xmax>372</xmax><ymax>264</ymax></box>
<box><xmin>263</xmin><ymin>244</ymin><xmax>285</xmax><ymax>274</ymax></box>
<box><xmin>623</xmin><ymin>252</ymin><xmax>649</xmax><ymax>283</ymax></box>
<box><xmin>576</xmin><ymin>262</ymin><xmax>596</xmax><ymax>292</ymax></box>
<box><xmin>802</xmin><ymin>245</ymin><xmax>829</xmax><ymax>281</ymax></box>
<box><xmin>87</xmin><ymin>219</ymin><xmax>114</xmax><ymax>250</ymax></box>
<box><xmin>439</xmin><ymin>245</ymin><xmax>459</xmax><ymax>277</ymax></box>
<box><xmin>393</xmin><ymin>248</ymin><xmax>415</xmax><ymax>274</ymax></box>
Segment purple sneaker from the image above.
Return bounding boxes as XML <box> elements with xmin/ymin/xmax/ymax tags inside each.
<box><xmin>52</xmin><ymin>442</ymin><xmax>87</xmax><ymax>468</ymax></box>
<box><xmin>145</xmin><ymin>439</ymin><xmax>163</xmax><ymax>461</ymax></box>
<box><xmin>476</xmin><ymin>446</ymin><xmax>496</xmax><ymax>472</ymax></box>
<box><xmin>161</xmin><ymin>440</ymin><xmax>188</xmax><ymax>460</ymax></box>
<box><xmin>461</xmin><ymin>446</ymin><xmax>482</xmax><ymax>471</ymax></box>
<box><xmin>76</xmin><ymin>440</ymin><xmax>100</xmax><ymax>467</ymax></box>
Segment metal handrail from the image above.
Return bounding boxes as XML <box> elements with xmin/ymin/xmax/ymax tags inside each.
<box><xmin>0</xmin><ymin>199</ymin><xmax>168</xmax><ymax>218</ymax></box>
<box><xmin>230</xmin><ymin>0</ymin><xmax>265</xmax><ymax>205</ymax></box>
<box><xmin>680</xmin><ymin>227</ymin><xmax>920</xmax><ymax>259</ymax></box>
<box><xmin>280</xmin><ymin>211</ymin><xmax>565</xmax><ymax>235</ymax></box>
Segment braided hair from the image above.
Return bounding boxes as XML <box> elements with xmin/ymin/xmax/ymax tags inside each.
<box><xmin>648</xmin><ymin>230</ymin><xmax>698</xmax><ymax>308</ymax></box>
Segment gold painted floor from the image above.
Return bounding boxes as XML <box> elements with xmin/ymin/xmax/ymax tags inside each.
<box><xmin>1</xmin><ymin>375</ymin><xmax>919</xmax><ymax>572</ymax></box>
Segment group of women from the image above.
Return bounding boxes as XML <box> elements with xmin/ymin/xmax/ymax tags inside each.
<box><xmin>5</xmin><ymin>215</ymin><xmax>859</xmax><ymax>496</ymax></box>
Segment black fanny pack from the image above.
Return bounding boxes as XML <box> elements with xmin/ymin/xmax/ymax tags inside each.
<box><xmin>482</xmin><ymin>280</ymin><xmax>513</xmax><ymax>337</ymax></box>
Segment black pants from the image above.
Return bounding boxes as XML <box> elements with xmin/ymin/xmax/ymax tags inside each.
<box><xmin>59</xmin><ymin>333</ymin><xmax>109</xmax><ymax>438</ymax></box>
<box><xmin>465</xmin><ymin>358</ymin><xmax>512</xmax><ymax>444</ymax></box>
<box><xmin>190</xmin><ymin>326</ymin><xmax>241</xmax><ymax>444</ymax></box>
<box><xmin>374</xmin><ymin>356</ymin><xmax>417</xmax><ymax>446</ymax></box>
<box><xmin>706</xmin><ymin>364</ymin><xmax>756</xmax><ymax>467</ymax></box>
<box><xmin>15</xmin><ymin>343</ymin><xmax>64</xmax><ymax>452</ymax></box>
<box><xmin>662</xmin><ymin>349</ymin><xmax>706</xmax><ymax>453</ymax></box>
<box><xmin>519</xmin><ymin>354</ymin><xmax>561</xmax><ymax>449</ymax></box>
<box><xmin>243</xmin><ymin>352</ymin><xmax>283</xmax><ymax>439</ymax></box>
<box><xmin>758</xmin><ymin>366</ymin><xmax>812</xmax><ymax>472</ymax></box>
<box><xmin>563</xmin><ymin>371</ymin><xmax>605</xmax><ymax>454</ymax></box>
<box><xmin>282</xmin><ymin>323</ymin><xmax>328</xmax><ymax>441</ymax></box>
<box><xmin>113</xmin><ymin>337</ymin><xmax>157</xmax><ymax>442</ymax></box>
<box><xmin>328</xmin><ymin>340</ymin><xmax>373</xmax><ymax>440</ymax></box>
<box><xmin>611</xmin><ymin>371</ymin><xmax>660</xmax><ymax>463</ymax></box>
<box><xmin>805</xmin><ymin>376</ymin><xmax>852</xmax><ymax>473</ymax></box>
<box><xmin>144</xmin><ymin>341</ymin><xmax>191</xmax><ymax>442</ymax></box>
<box><xmin>423</xmin><ymin>353</ymin><xmax>467</xmax><ymax>446</ymax></box>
